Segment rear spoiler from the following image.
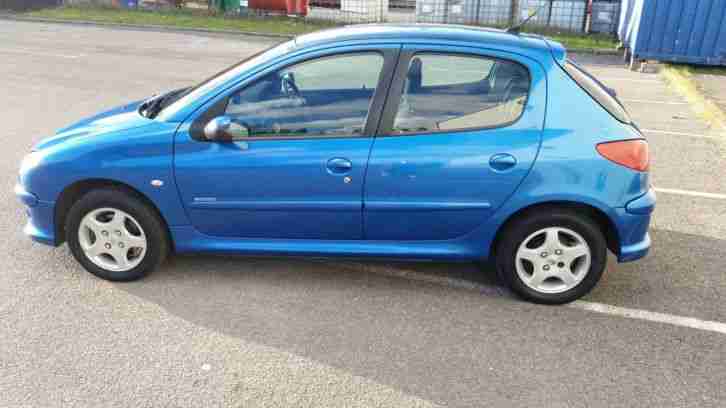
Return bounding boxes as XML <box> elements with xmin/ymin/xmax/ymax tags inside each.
<box><xmin>543</xmin><ymin>38</ymin><xmax>567</xmax><ymax>65</ymax></box>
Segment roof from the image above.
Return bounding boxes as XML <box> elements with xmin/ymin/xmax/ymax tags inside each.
<box><xmin>294</xmin><ymin>24</ymin><xmax>553</xmax><ymax>54</ymax></box>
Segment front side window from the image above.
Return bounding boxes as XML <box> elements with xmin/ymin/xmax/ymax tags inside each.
<box><xmin>223</xmin><ymin>52</ymin><xmax>384</xmax><ymax>138</ymax></box>
<box><xmin>391</xmin><ymin>53</ymin><xmax>530</xmax><ymax>133</ymax></box>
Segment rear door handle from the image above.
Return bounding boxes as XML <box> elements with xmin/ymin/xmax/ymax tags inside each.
<box><xmin>326</xmin><ymin>157</ymin><xmax>353</xmax><ymax>174</ymax></box>
<box><xmin>489</xmin><ymin>153</ymin><xmax>517</xmax><ymax>171</ymax></box>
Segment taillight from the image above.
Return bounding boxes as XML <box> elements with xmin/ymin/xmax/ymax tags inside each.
<box><xmin>596</xmin><ymin>139</ymin><xmax>649</xmax><ymax>172</ymax></box>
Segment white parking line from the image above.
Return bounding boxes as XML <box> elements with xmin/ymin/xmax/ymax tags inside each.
<box><xmin>328</xmin><ymin>261</ymin><xmax>726</xmax><ymax>336</ymax></box>
<box><xmin>621</xmin><ymin>99</ymin><xmax>689</xmax><ymax>105</ymax></box>
<box><xmin>570</xmin><ymin>302</ymin><xmax>726</xmax><ymax>335</ymax></box>
<box><xmin>654</xmin><ymin>187</ymin><xmax>726</xmax><ymax>200</ymax></box>
<box><xmin>641</xmin><ymin>129</ymin><xmax>719</xmax><ymax>139</ymax></box>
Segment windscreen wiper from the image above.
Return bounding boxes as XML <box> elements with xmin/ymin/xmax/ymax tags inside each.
<box><xmin>140</xmin><ymin>87</ymin><xmax>190</xmax><ymax>119</ymax></box>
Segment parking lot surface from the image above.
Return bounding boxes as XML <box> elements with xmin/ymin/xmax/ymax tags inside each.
<box><xmin>1</xmin><ymin>21</ymin><xmax>725</xmax><ymax>408</ymax></box>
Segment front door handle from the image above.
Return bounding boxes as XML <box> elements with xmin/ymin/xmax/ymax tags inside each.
<box><xmin>489</xmin><ymin>153</ymin><xmax>517</xmax><ymax>171</ymax></box>
<box><xmin>326</xmin><ymin>157</ymin><xmax>353</xmax><ymax>174</ymax></box>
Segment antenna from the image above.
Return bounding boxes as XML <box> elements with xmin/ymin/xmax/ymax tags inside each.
<box><xmin>506</xmin><ymin>4</ymin><xmax>544</xmax><ymax>34</ymax></box>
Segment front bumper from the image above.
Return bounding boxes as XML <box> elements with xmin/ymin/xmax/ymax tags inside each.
<box><xmin>15</xmin><ymin>183</ymin><xmax>57</xmax><ymax>246</ymax></box>
<box><xmin>616</xmin><ymin>188</ymin><xmax>656</xmax><ymax>263</ymax></box>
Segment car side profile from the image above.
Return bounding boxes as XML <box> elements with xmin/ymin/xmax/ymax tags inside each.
<box><xmin>16</xmin><ymin>24</ymin><xmax>654</xmax><ymax>304</ymax></box>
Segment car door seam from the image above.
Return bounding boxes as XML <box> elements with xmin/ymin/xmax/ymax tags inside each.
<box><xmin>361</xmin><ymin>44</ymin><xmax>403</xmax><ymax>240</ymax></box>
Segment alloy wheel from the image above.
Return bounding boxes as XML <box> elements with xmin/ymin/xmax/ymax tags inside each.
<box><xmin>515</xmin><ymin>227</ymin><xmax>592</xmax><ymax>294</ymax></box>
<box><xmin>78</xmin><ymin>208</ymin><xmax>148</xmax><ymax>272</ymax></box>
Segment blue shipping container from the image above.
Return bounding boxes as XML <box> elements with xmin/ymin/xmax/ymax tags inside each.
<box><xmin>618</xmin><ymin>0</ymin><xmax>726</xmax><ymax>66</ymax></box>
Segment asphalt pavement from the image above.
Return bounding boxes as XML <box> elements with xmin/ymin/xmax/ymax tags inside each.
<box><xmin>1</xmin><ymin>20</ymin><xmax>725</xmax><ymax>408</ymax></box>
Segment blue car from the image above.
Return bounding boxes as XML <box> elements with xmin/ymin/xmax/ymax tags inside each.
<box><xmin>16</xmin><ymin>24</ymin><xmax>654</xmax><ymax>304</ymax></box>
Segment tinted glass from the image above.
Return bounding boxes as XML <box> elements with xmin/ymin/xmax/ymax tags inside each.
<box><xmin>157</xmin><ymin>40</ymin><xmax>294</xmax><ymax>121</ymax></box>
<box><xmin>224</xmin><ymin>53</ymin><xmax>384</xmax><ymax>138</ymax></box>
<box><xmin>563</xmin><ymin>60</ymin><xmax>631</xmax><ymax>124</ymax></box>
<box><xmin>392</xmin><ymin>53</ymin><xmax>530</xmax><ymax>133</ymax></box>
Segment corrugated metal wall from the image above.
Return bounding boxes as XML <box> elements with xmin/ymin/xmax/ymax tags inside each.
<box><xmin>620</xmin><ymin>0</ymin><xmax>726</xmax><ymax>66</ymax></box>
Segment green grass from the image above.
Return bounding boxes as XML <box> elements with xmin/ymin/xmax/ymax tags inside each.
<box><xmin>27</xmin><ymin>6</ymin><xmax>336</xmax><ymax>36</ymax></box>
<box><xmin>661</xmin><ymin>64</ymin><xmax>726</xmax><ymax>132</ymax></box>
<box><xmin>685</xmin><ymin>66</ymin><xmax>726</xmax><ymax>77</ymax></box>
<box><xmin>664</xmin><ymin>63</ymin><xmax>726</xmax><ymax>77</ymax></box>
<box><xmin>26</xmin><ymin>6</ymin><xmax>617</xmax><ymax>50</ymax></box>
<box><xmin>536</xmin><ymin>31</ymin><xmax>617</xmax><ymax>50</ymax></box>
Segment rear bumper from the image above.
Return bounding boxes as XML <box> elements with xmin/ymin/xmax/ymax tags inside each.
<box><xmin>619</xmin><ymin>232</ymin><xmax>651</xmax><ymax>262</ymax></box>
<box><xmin>616</xmin><ymin>188</ymin><xmax>656</xmax><ymax>263</ymax></box>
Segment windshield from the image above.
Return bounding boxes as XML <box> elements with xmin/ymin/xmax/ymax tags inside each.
<box><xmin>561</xmin><ymin>59</ymin><xmax>632</xmax><ymax>124</ymax></box>
<box><xmin>155</xmin><ymin>40</ymin><xmax>295</xmax><ymax>121</ymax></box>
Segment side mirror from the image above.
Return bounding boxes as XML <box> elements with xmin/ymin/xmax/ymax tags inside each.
<box><xmin>204</xmin><ymin>116</ymin><xmax>249</xmax><ymax>141</ymax></box>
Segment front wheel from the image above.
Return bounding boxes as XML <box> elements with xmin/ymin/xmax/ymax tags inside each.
<box><xmin>495</xmin><ymin>210</ymin><xmax>608</xmax><ymax>304</ymax></box>
<box><xmin>65</xmin><ymin>188</ymin><xmax>169</xmax><ymax>281</ymax></box>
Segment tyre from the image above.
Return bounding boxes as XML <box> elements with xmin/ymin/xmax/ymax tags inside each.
<box><xmin>495</xmin><ymin>209</ymin><xmax>607</xmax><ymax>304</ymax></box>
<box><xmin>65</xmin><ymin>188</ymin><xmax>169</xmax><ymax>281</ymax></box>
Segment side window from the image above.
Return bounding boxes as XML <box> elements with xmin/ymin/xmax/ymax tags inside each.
<box><xmin>392</xmin><ymin>53</ymin><xmax>530</xmax><ymax>134</ymax></box>
<box><xmin>224</xmin><ymin>52</ymin><xmax>384</xmax><ymax>138</ymax></box>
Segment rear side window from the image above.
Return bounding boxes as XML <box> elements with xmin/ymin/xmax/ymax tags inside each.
<box><xmin>562</xmin><ymin>60</ymin><xmax>631</xmax><ymax>124</ymax></box>
<box><xmin>391</xmin><ymin>53</ymin><xmax>530</xmax><ymax>133</ymax></box>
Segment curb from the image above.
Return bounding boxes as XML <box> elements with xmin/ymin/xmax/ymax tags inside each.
<box><xmin>0</xmin><ymin>14</ymin><xmax>294</xmax><ymax>40</ymax></box>
<box><xmin>1</xmin><ymin>14</ymin><xmax>620</xmax><ymax>54</ymax></box>
<box><xmin>661</xmin><ymin>65</ymin><xmax>726</xmax><ymax>138</ymax></box>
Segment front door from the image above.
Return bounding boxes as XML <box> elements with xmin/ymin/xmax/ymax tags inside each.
<box><xmin>174</xmin><ymin>49</ymin><xmax>397</xmax><ymax>239</ymax></box>
<box><xmin>364</xmin><ymin>47</ymin><xmax>546</xmax><ymax>240</ymax></box>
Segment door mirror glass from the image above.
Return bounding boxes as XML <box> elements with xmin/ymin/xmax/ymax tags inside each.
<box><xmin>204</xmin><ymin>116</ymin><xmax>249</xmax><ymax>141</ymax></box>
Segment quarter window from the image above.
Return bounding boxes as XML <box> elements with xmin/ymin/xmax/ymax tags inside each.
<box><xmin>562</xmin><ymin>60</ymin><xmax>631</xmax><ymax>124</ymax></box>
<box><xmin>391</xmin><ymin>53</ymin><xmax>530</xmax><ymax>133</ymax></box>
<box><xmin>224</xmin><ymin>52</ymin><xmax>384</xmax><ymax>138</ymax></box>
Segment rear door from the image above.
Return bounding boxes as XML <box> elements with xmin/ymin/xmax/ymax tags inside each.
<box><xmin>363</xmin><ymin>45</ymin><xmax>546</xmax><ymax>240</ymax></box>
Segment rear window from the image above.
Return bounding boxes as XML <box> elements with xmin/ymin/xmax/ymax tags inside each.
<box><xmin>562</xmin><ymin>60</ymin><xmax>631</xmax><ymax>124</ymax></box>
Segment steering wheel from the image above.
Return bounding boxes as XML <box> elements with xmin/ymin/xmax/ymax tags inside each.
<box><xmin>281</xmin><ymin>72</ymin><xmax>302</xmax><ymax>99</ymax></box>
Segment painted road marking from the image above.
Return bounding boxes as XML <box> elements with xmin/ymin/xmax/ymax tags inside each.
<box><xmin>655</xmin><ymin>188</ymin><xmax>726</xmax><ymax>200</ymax></box>
<box><xmin>570</xmin><ymin>302</ymin><xmax>726</xmax><ymax>335</ymax></box>
<box><xmin>0</xmin><ymin>48</ymin><xmax>83</xmax><ymax>59</ymax></box>
<box><xmin>328</xmin><ymin>261</ymin><xmax>726</xmax><ymax>336</ymax></box>
<box><xmin>621</xmin><ymin>99</ymin><xmax>689</xmax><ymax>105</ymax></box>
<box><xmin>641</xmin><ymin>129</ymin><xmax>720</xmax><ymax>139</ymax></box>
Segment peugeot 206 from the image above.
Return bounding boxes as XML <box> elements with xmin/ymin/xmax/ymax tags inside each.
<box><xmin>16</xmin><ymin>25</ymin><xmax>655</xmax><ymax>304</ymax></box>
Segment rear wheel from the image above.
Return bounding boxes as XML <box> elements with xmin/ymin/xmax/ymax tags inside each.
<box><xmin>495</xmin><ymin>209</ymin><xmax>607</xmax><ymax>304</ymax></box>
<box><xmin>65</xmin><ymin>188</ymin><xmax>169</xmax><ymax>281</ymax></box>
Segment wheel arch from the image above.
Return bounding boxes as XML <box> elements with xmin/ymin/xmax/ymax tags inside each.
<box><xmin>54</xmin><ymin>178</ymin><xmax>173</xmax><ymax>250</ymax></box>
<box><xmin>490</xmin><ymin>200</ymin><xmax>620</xmax><ymax>258</ymax></box>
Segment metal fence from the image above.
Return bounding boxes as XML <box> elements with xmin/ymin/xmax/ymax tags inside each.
<box><xmin>262</xmin><ymin>0</ymin><xmax>619</xmax><ymax>33</ymax></box>
<box><xmin>56</xmin><ymin>0</ymin><xmax>621</xmax><ymax>34</ymax></box>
